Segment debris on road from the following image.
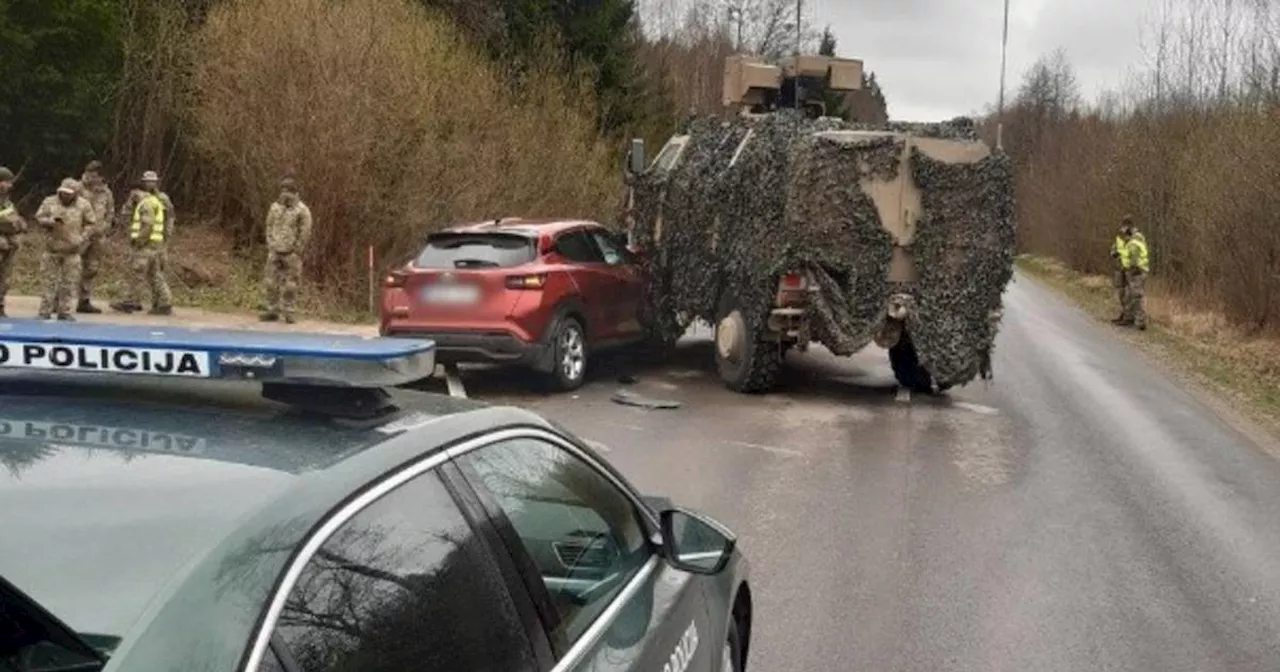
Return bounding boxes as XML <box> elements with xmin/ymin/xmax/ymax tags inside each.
<box><xmin>611</xmin><ymin>389</ymin><xmax>682</xmax><ymax>410</ymax></box>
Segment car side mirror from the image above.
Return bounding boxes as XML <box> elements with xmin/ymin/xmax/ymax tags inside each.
<box><xmin>659</xmin><ymin>508</ymin><xmax>735</xmax><ymax>575</ymax></box>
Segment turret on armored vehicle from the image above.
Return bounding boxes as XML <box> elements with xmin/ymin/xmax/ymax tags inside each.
<box><xmin>624</xmin><ymin>53</ymin><xmax>1016</xmax><ymax>394</ymax></box>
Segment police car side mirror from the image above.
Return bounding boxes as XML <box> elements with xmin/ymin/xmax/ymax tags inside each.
<box><xmin>658</xmin><ymin>508</ymin><xmax>735</xmax><ymax>575</ymax></box>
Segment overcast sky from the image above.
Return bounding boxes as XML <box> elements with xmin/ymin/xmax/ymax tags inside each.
<box><xmin>812</xmin><ymin>0</ymin><xmax>1158</xmax><ymax>121</ymax></box>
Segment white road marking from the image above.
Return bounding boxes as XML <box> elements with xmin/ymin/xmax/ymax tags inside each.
<box><xmin>723</xmin><ymin>440</ymin><xmax>804</xmax><ymax>458</ymax></box>
<box><xmin>952</xmin><ymin>401</ymin><xmax>1000</xmax><ymax>416</ymax></box>
<box><xmin>443</xmin><ymin>363</ymin><xmax>467</xmax><ymax>398</ymax></box>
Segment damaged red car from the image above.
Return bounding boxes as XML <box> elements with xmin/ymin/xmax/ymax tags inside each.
<box><xmin>380</xmin><ymin>218</ymin><xmax>648</xmax><ymax>391</ymax></box>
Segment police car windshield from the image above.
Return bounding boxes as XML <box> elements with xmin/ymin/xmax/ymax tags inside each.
<box><xmin>0</xmin><ymin>374</ymin><xmax>414</xmax><ymax>651</ymax></box>
<box><xmin>415</xmin><ymin>233</ymin><xmax>535</xmax><ymax>269</ymax></box>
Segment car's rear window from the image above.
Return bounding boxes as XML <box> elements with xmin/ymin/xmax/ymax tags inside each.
<box><xmin>415</xmin><ymin>233</ymin><xmax>536</xmax><ymax>269</ymax></box>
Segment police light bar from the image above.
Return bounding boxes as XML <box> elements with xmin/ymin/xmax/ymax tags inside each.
<box><xmin>0</xmin><ymin>321</ymin><xmax>435</xmax><ymax>388</ymax></box>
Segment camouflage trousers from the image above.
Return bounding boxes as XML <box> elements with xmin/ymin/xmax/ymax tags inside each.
<box><xmin>0</xmin><ymin>245</ymin><xmax>17</xmax><ymax>306</ymax></box>
<box><xmin>39</xmin><ymin>252</ymin><xmax>82</xmax><ymax>317</ymax></box>
<box><xmin>1123</xmin><ymin>270</ymin><xmax>1146</xmax><ymax>327</ymax></box>
<box><xmin>263</xmin><ymin>251</ymin><xmax>302</xmax><ymax>317</ymax></box>
<box><xmin>126</xmin><ymin>245</ymin><xmax>173</xmax><ymax>308</ymax></box>
<box><xmin>1113</xmin><ymin>270</ymin><xmax>1126</xmax><ymax>315</ymax></box>
<box><xmin>80</xmin><ymin>237</ymin><xmax>104</xmax><ymax>302</ymax></box>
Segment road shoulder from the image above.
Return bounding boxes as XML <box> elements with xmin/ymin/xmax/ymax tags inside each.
<box><xmin>1015</xmin><ymin>257</ymin><xmax>1280</xmax><ymax>456</ymax></box>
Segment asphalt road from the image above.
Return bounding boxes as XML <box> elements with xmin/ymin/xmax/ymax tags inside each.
<box><xmin>459</xmin><ymin>273</ymin><xmax>1280</xmax><ymax>672</ymax></box>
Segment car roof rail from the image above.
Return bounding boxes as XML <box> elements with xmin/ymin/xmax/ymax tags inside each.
<box><xmin>0</xmin><ymin>321</ymin><xmax>436</xmax><ymax>420</ymax></box>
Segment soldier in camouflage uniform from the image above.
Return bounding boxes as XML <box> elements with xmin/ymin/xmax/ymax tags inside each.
<box><xmin>260</xmin><ymin>178</ymin><xmax>313</xmax><ymax>324</ymax></box>
<box><xmin>1119</xmin><ymin>223</ymin><xmax>1150</xmax><ymax>330</ymax></box>
<box><xmin>76</xmin><ymin>160</ymin><xmax>115</xmax><ymax>313</ymax></box>
<box><xmin>0</xmin><ymin>167</ymin><xmax>28</xmax><ymax>317</ymax></box>
<box><xmin>111</xmin><ymin>171</ymin><xmax>174</xmax><ymax>315</ymax></box>
<box><xmin>35</xmin><ymin>179</ymin><xmax>97</xmax><ymax>321</ymax></box>
<box><xmin>1109</xmin><ymin>219</ymin><xmax>1130</xmax><ymax>323</ymax></box>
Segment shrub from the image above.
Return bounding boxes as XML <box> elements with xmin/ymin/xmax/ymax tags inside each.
<box><xmin>186</xmin><ymin>0</ymin><xmax>621</xmax><ymax>307</ymax></box>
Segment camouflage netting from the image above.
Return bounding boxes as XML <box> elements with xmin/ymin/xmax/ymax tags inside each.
<box><xmin>628</xmin><ymin>111</ymin><xmax>1015</xmax><ymax>388</ymax></box>
<box><xmin>905</xmin><ymin>144</ymin><xmax>1017</xmax><ymax>385</ymax></box>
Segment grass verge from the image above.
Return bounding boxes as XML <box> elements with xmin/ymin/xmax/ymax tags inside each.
<box><xmin>1016</xmin><ymin>254</ymin><xmax>1280</xmax><ymax>436</ymax></box>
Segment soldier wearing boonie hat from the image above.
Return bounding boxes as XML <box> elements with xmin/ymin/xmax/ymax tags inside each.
<box><xmin>112</xmin><ymin>170</ymin><xmax>174</xmax><ymax>316</ymax></box>
<box><xmin>34</xmin><ymin>178</ymin><xmax>98</xmax><ymax>320</ymax></box>
<box><xmin>260</xmin><ymin>176</ymin><xmax>313</xmax><ymax>324</ymax></box>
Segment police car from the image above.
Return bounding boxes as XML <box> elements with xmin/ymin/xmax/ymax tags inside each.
<box><xmin>0</xmin><ymin>321</ymin><xmax>753</xmax><ymax>672</ymax></box>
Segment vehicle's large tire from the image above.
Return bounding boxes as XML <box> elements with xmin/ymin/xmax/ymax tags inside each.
<box><xmin>546</xmin><ymin>316</ymin><xmax>589</xmax><ymax>392</ymax></box>
<box><xmin>888</xmin><ymin>331</ymin><xmax>949</xmax><ymax>394</ymax></box>
<box><xmin>714</xmin><ymin>302</ymin><xmax>781</xmax><ymax>394</ymax></box>
<box><xmin>724</xmin><ymin>617</ymin><xmax>745</xmax><ymax>672</ymax></box>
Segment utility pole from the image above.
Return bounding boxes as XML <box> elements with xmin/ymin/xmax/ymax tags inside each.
<box><xmin>996</xmin><ymin>0</ymin><xmax>1011</xmax><ymax>151</ymax></box>
<box><xmin>795</xmin><ymin>0</ymin><xmax>803</xmax><ymax>109</ymax></box>
<box><xmin>727</xmin><ymin>5</ymin><xmax>743</xmax><ymax>53</ymax></box>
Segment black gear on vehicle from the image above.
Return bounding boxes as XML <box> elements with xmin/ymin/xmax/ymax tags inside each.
<box><xmin>889</xmin><ymin>330</ymin><xmax>934</xmax><ymax>393</ymax></box>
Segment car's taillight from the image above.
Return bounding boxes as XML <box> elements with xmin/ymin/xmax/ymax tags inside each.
<box><xmin>384</xmin><ymin>271</ymin><xmax>408</xmax><ymax>289</ymax></box>
<box><xmin>506</xmin><ymin>274</ymin><xmax>547</xmax><ymax>290</ymax></box>
<box><xmin>779</xmin><ymin>273</ymin><xmax>808</xmax><ymax>291</ymax></box>
<box><xmin>776</xmin><ymin>272</ymin><xmax>811</xmax><ymax>308</ymax></box>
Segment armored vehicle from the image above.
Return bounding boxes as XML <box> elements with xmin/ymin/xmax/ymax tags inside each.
<box><xmin>624</xmin><ymin>54</ymin><xmax>1015</xmax><ymax>394</ymax></box>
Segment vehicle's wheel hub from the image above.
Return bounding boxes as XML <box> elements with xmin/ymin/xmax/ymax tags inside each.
<box><xmin>716</xmin><ymin>311</ymin><xmax>745</xmax><ymax>362</ymax></box>
<box><xmin>560</xmin><ymin>325</ymin><xmax>585</xmax><ymax>381</ymax></box>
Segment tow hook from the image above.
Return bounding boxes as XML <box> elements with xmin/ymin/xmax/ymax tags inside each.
<box><xmin>887</xmin><ymin>293</ymin><xmax>913</xmax><ymax>321</ymax></box>
<box><xmin>876</xmin><ymin>294</ymin><xmax>914</xmax><ymax>348</ymax></box>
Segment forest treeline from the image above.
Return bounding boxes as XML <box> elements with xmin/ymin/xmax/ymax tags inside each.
<box><xmin>0</xmin><ymin>0</ymin><xmax>888</xmax><ymax>305</ymax></box>
<box><xmin>992</xmin><ymin>1</ymin><xmax>1280</xmax><ymax>334</ymax></box>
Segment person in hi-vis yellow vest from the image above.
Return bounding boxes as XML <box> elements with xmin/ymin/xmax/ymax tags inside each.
<box><xmin>111</xmin><ymin>171</ymin><xmax>174</xmax><ymax>316</ymax></box>
<box><xmin>1114</xmin><ymin>218</ymin><xmax>1150</xmax><ymax>330</ymax></box>
<box><xmin>1109</xmin><ymin>218</ymin><xmax>1131</xmax><ymax>322</ymax></box>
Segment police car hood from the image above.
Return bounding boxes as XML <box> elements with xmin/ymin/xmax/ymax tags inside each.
<box><xmin>0</xmin><ymin>388</ymin><xmax>394</xmax><ymax>647</ymax></box>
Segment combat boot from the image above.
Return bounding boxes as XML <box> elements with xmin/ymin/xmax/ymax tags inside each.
<box><xmin>148</xmin><ymin>305</ymin><xmax>173</xmax><ymax>316</ymax></box>
<box><xmin>56</xmin><ymin>313</ymin><xmax>75</xmax><ymax>322</ymax></box>
<box><xmin>259</xmin><ymin>312</ymin><xmax>279</xmax><ymax>322</ymax></box>
<box><xmin>111</xmin><ymin>301</ymin><xmax>142</xmax><ymax>314</ymax></box>
<box><xmin>76</xmin><ymin>299</ymin><xmax>102</xmax><ymax>314</ymax></box>
<box><xmin>0</xmin><ymin>304</ymin><xmax>7</xmax><ymax>318</ymax></box>
<box><xmin>284</xmin><ymin>314</ymin><xmax>296</xmax><ymax>325</ymax></box>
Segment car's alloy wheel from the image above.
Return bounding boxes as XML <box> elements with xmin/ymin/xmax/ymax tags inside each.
<box><xmin>548</xmin><ymin>316</ymin><xmax>588</xmax><ymax>391</ymax></box>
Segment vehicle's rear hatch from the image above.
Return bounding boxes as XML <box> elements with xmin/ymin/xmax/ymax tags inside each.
<box><xmin>402</xmin><ymin>232</ymin><xmax>537</xmax><ymax>323</ymax></box>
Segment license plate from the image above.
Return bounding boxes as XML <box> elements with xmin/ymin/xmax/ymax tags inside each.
<box><xmin>422</xmin><ymin>283</ymin><xmax>480</xmax><ymax>304</ymax></box>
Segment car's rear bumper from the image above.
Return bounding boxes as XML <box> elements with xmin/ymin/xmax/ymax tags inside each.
<box><xmin>382</xmin><ymin>330</ymin><xmax>551</xmax><ymax>369</ymax></box>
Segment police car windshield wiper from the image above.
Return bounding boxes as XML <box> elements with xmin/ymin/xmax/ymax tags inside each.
<box><xmin>0</xmin><ymin>575</ymin><xmax>108</xmax><ymax>670</ymax></box>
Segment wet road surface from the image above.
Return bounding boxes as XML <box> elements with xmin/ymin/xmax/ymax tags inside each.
<box><xmin>452</xmin><ymin>273</ymin><xmax>1280</xmax><ymax>672</ymax></box>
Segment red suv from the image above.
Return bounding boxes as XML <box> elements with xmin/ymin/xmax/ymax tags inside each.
<box><xmin>380</xmin><ymin>218</ymin><xmax>646</xmax><ymax>390</ymax></box>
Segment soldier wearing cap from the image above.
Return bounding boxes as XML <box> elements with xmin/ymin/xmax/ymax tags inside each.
<box><xmin>34</xmin><ymin>178</ymin><xmax>97</xmax><ymax>321</ymax></box>
<box><xmin>0</xmin><ymin>167</ymin><xmax>28</xmax><ymax>317</ymax></box>
<box><xmin>76</xmin><ymin>160</ymin><xmax>115</xmax><ymax>313</ymax></box>
<box><xmin>260</xmin><ymin>177</ymin><xmax>313</xmax><ymax>324</ymax></box>
<box><xmin>112</xmin><ymin>170</ymin><xmax>174</xmax><ymax>315</ymax></box>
